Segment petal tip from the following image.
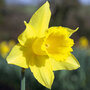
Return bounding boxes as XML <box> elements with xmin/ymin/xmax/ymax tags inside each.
<box><xmin>45</xmin><ymin>1</ymin><xmax>50</xmax><ymax>8</ymax></box>
<box><xmin>45</xmin><ymin>84</ymin><xmax>52</xmax><ymax>89</ymax></box>
<box><xmin>6</xmin><ymin>55</ymin><xmax>13</xmax><ymax>64</ymax></box>
<box><xmin>74</xmin><ymin>64</ymin><xmax>80</xmax><ymax>70</ymax></box>
<box><xmin>46</xmin><ymin>1</ymin><xmax>50</xmax><ymax>4</ymax></box>
<box><xmin>24</xmin><ymin>21</ymin><xmax>27</xmax><ymax>26</ymax></box>
<box><xmin>75</xmin><ymin>27</ymin><xmax>79</xmax><ymax>31</ymax></box>
<box><xmin>77</xmin><ymin>63</ymin><xmax>80</xmax><ymax>68</ymax></box>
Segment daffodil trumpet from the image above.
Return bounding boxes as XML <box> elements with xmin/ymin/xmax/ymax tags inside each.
<box><xmin>6</xmin><ymin>1</ymin><xmax>80</xmax><ymax>89</ymax></box>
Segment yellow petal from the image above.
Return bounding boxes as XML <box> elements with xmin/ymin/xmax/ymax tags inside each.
<box><xmin>6</xmin><ymin>44</ymin><xmax>29</xmax><ymax>68</ymax></box>
<box><xmin>29</xmin><ymin>56</ymin><xmax>54</xmax><ymax>89</ymax></box>
<box><xmin>65</xmin><ymin>27</ymin><xmax>79</xmax><ymax>37</ymax></box>
<box><xmin>50</xmin><ymin>54</ymin><xmax>80</xmax><ymax>71</ymax></box>
<box><xmin>29</xmin><ymin>1</ymin><xmax>51</xmax><ymax>37</ymax></box>
<box><xmin>18</xmin><ymin>21</ymin><xmax>36</xmax><ymax>46</ymax></box>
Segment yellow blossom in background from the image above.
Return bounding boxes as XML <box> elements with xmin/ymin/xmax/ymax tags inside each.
<box><xmin>0</xmin><ymin>40</ymin><xmax>16</xmax><ymax>58</ymax></box>
<box><xmin>6</xmin><ymin>1</ymin><xmax>80</xmax><ymax>89</ymax></box>
<box><xmin>79</xmin><ymin>36</ymin><xmax>89</xmax><ymax>48</ymax></box>
<box><xmin>0</xmin><ymin>41</ymin><xmax>10</xmax><ymax>58</ymax></box>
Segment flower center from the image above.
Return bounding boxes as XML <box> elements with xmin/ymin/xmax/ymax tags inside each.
<box><xmin>45</xmin><ymin>44</ymin><xmax>49</xmax><ymax>48</ymax></box>
<box><xmin>32</xmin><ymin>27</ymin><xmax>74</xmax><ymax>61</ymax></box>
<box><xmin>32</xmin><ymin>38</ymin><xmax>46</xmax><ymax>55</ymax></box>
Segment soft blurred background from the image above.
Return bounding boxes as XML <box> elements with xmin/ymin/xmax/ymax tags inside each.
<box><xmin>0</xmin><ymin>0</ymin><xmax>90</xmax><ymax>90</ymax></box>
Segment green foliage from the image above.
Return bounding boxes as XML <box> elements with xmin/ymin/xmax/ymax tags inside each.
<box><xmin>0</xmin><ymin>47</ymin><xmax>90</xmax><ymax>90</ymax></box>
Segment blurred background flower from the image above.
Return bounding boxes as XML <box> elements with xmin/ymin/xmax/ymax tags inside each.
<box><xmin>78</xmin><ymin>36</ymin><xmax>89</xmax><ymax>48</ymax></box>
<box><xmin>0</xmin><ymin>41</ymin><xmax>10</xmax><ymax>58</ymax></box>
<box><xmin>0</xmin><ymin>40</ymin><xmax>16</xmax><ymax>58</ymax></box>
<box><xmin>0</xmin><ymin>0</ymin><xmax>90</xmax><ymax>90</ymax></box>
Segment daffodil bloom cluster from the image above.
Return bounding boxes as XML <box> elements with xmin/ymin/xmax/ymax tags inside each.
<box><xmin>6</xmin><ymin>2</ymin><xmax>80</xmax><ymax>89</ymax></box>
<box><xmin>0</xmin><ymin>40</ymin><xmax>16</xmax><ymax>58</ymax></box>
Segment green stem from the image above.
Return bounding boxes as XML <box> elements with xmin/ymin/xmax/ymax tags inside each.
<box><xmin>21</xmin><ymin>68</ymin><xmax>25</xmax><ymax>90</ymax></box>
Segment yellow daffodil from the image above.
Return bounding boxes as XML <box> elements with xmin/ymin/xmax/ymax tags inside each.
<box><xmin>6</xmin><ymin>1</ymin><xmax>80</xmax><ymax>89</ymax></box>
<box><xmin>79</xmin><ymin>36</ymin><xmax>89</xmax><ymax>48</ymax></box>
<box><xmin>0</xmin><ymin>40</ymin><xmax>16</xmax><ymax>58</ymax></box>
<box><xmin>0</xmin><ymin>41</ymin><xmax>10</xmax><ymax>58</ymax></box>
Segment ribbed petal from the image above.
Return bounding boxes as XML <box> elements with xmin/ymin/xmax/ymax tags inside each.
<box><xmin>29</xmin><ymin>1</ymin><xmax>51</xmax><ymax>37</ymax></box>
<box><xmin>18</xmin><ymin>21</ymin><xmax>36</xmax><ymax>46</ymax></box>
<box><xmin>29</xmin><ymin>56</ymin><xmax>54</xmax><ymax>89</ymax></box>
<box><xmin>50</xmin><ymin>54</ymin><xmax>80</xmax><ymax>71</ymax></box>
<box><xmin>6</xmin><ymin>44</ymin><xmax>29</xmax><ymax>68</ymax></box>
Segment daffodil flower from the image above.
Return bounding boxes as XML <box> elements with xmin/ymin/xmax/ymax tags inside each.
<box><xmin>6</xmin><ymin>1</ymin><xmax>80</xmax><ymax>89</ymax></box>
<box><xmin>0</xmin><ymin>40</ymin><xmax>16</xmax><ymax>58</ymax></box>
<box><xmin>0</xmin><ymin>41</ymin><xmax>10</xmax><ymax>58</ymax></box>
<box><xmin>79</xmin><ymin>36</ymin><xmax>89</xmax><ymax>48</ymax></box>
